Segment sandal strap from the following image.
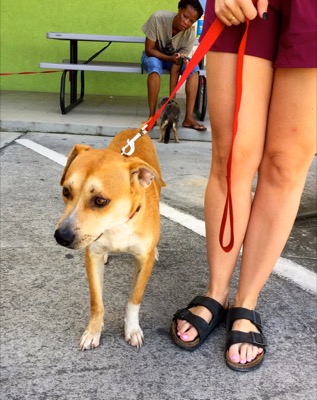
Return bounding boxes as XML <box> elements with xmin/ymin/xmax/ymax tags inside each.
<box><xmin>188</xmin><ymin>296</ymin><xmax>226</xmax><ymax>316</ymax></box>
<box><xmin>173</xmin><ymin>308</ymin><xmax>210</xmax><ymax>341</ymax></box>
<box><xmin>225</xmin><ymin>330</ymin><xmax>267</xmax><ymax>351</ymax></box>
<box><xmin>173</xmin><ymin>296</ymin><xmax>227</xmax><ymax>342</ymax></box>
<box><xmin>226</xmin><ymin>307</ymin><xmax>263</xmax><ymax>332</ymax></box>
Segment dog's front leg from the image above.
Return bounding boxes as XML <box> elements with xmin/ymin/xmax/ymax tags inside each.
<box><xmin>80</xmin><ymin>245</ymin><xmax>105</xmax><ymax>351</ymax></box>
<box><xmin>125</xmin><ymin>249</ymin><xmax>156</xmax><ymax>348</ymax></box>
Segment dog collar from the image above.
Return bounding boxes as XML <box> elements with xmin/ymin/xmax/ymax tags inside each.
<box><xmin>128</xmin><ymin>204</ymin><xmax>141</xmax><ymax>221</ymax></box>
<box><xmin>93</xmin><ymin>204</ymin><xmax>142</xmax><ymax>243</ymax></box>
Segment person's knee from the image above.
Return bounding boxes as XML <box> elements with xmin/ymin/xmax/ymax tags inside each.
<box><xmin>212</xmin><ymin>136</ymin><xmax>262</xmax><ymax>182</ymax></box>
<box><xmin>148</xmin><ymin>71</ymin><xmax>161</xmax><ymax>79</ymax></box>
<box><xmin>260</xmin><ymin>150</ymin><xmax>312</xmax><ymax>189</ymax></box>
<box><xmin>142</xmin><ymin>55</ymin><xmax>163</xmax><ymax>76</ymax></box>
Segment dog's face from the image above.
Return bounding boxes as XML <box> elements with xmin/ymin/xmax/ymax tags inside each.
<box><xmin>54</xmin><ymin>144</ymin><xmax>161</xmax><ymax>249</ymax></box>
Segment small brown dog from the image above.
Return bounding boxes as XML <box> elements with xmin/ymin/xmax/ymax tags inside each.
<box><xmin>158</xmin><ymin>98</ymin><xmax>181</xmax><ymax>144</ymax></box>
<box><xmin>54</xmin><ymin>129</ymin><xmax>165</xmax><ymax>350</ymax></box>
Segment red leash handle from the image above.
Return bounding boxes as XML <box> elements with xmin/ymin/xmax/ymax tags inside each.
<box><xmin>219</xmin><ymin>19</ymin><xmax>250</xmax><ymax>252</ymax></box>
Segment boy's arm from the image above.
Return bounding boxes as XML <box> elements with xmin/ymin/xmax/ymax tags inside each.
<box><xmin>145</xmin><ymin>38</ymin><xmax>181</xmax><ymax>64</ymax></box>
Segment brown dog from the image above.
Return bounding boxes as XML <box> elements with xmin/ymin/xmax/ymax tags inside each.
<box><xmin>54</xmin><ymin>129</ymin><xmax>165</xmax><ymax>350</ymax></box>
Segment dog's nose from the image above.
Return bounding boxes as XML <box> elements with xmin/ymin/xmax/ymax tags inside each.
<box><xmin>54</xmin><ymin>228</ymin><xmax>75</xmax><ymax>247</ymax></box>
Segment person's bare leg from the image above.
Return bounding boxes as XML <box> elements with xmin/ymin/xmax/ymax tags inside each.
<box><xmin>228</xmin><ymin>67</ymin><xmax>317</xmax><ymax>364</ymax></box>
<box><xmin>170</xmin><ymin>63</ymin><xmax>181</xmax><ymax>94</ymax></box>
<box><xmin>147</xmin><ymin>72</ymin><xmax>160</xmax><ymax>117</ymax></box>
<box><xmin>177</xmin><ymin>53</ymin><xmax>274</xmax><ymax>341</ymax></box>
<box><xmin>182</xmin><ymin>71</ymin><xmax>206</xmax><ymax>129</ymax></box>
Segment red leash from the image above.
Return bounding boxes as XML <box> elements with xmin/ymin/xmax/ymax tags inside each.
<box><xmin>219</xmin><ymin>19</ymin><xmax>250</xmax><ymax>252</ymax></box>
<box><xmin>147</xmin><ymin>17</ymin><xmax>251</xmax><ymax>252</ymax></box>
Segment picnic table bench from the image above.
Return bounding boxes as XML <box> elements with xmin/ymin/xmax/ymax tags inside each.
<box><xmin>39</xmin><ymin>32</ymin><xmax>207</xmax><ymax>120</ymax></box>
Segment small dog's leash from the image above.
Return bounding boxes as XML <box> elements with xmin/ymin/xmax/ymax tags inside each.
<box><xmin>121</xmin><ymin>16</ymin><xmax>252</xmax><ymax>253</ymax></box>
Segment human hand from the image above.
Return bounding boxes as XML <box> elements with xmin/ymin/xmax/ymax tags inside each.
<box><xmin>215</xmin><ymin>0</ymin><xmax>268</xmax><ymax>26</ymax></box>
<box><xmin>172</xmin><ymin>52</ymin><xmax>182</xmax><ymax>65</ymax></box>
<box><xmin>179</xmin><ymin>53</ymin><xmax>189</xmax><ymax>66</ymax></box>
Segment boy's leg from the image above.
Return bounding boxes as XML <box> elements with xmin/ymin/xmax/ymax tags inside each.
<box><xmin>142</xmin><ymin>53</ymin><xmax>163</xmax><ymax>118</ymax></box>
<box><xmin>169</xmin><ymin>63</ymin><xmax>181</xmax><ymax>94</ymax></box>
<box><xmin>182</xmin><ymin>70</ymin><xmax>206</xmax><ymax>130</ymax></box>
<box><xmin>147</xmin><ymin>73</ymin><xmax>160</xmax><ymax>117</ymax></box>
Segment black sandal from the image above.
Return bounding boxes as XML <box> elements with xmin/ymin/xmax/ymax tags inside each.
<box><xmin>225</xmin><ymin>307</ymin><xmax>267</xmax><ymax>372</ymax></box>
<box><xmin>170</xmin><ymin>296</ymin><xmax>227</xmax><ymax>351</ymax></box>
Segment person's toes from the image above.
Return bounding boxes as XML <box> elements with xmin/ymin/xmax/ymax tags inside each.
<box><xmin>179</xmin><ymin>326</ymin><xmax>198</xmax><ymax>342</ymax></box>
<box><xmin>247</xmin><ymin>344</ymin><xmax>258</xmax><ymax>362</ymax></box>
<box><xmin>176</xmin><ymin>320</ymin><xmax>199</xmax><ymax>341</ymax></box>
<box><xmin>230</xmin><ymin>343</ymin><xmax>262</xmax><ymax>364</ymax></box>
<box><xmin>239</xmin><ymin>343</ymin><xmax>249</xmax><ymax>364</ymax></box>
<box><xmin>177</xmin><ymin>319</ymin><xmax>191</xmax><ymax>334</ymax></box>
<box><xmin>228</xmin><ymin>343</ymin><xmax>240</xmax><ymax>364</ymax></box>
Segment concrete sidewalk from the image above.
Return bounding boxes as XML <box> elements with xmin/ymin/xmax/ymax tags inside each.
<box><xmin>0</xmin><ymin>90</ymin><xmax>211</xmax><ymax>140</ymax></box>
<box><xmin>0</xmin><ymin>91</ymin><xmax>316</xmax><ymax>400</ymax></box>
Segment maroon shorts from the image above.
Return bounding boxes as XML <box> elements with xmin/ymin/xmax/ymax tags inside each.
<box><xmin>200</xmin><ymin>0</ymin><xmax>317</xmax><ymax>68</ymax></box>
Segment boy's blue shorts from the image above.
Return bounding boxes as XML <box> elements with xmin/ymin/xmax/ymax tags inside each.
<box><xmin>141</xmin><ymin>51</ymin><xmax>200</xmax><ymax>77</ymax></box>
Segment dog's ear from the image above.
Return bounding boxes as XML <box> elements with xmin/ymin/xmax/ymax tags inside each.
<box><xmin>60</xmin><ymin>144</ymin><xmax>91</xmax><ymax>185</ymax></box>
<box><xmin>129</xmin><ymin>160</ymin><xmax>166</xmax><ymax>188</ymax></box>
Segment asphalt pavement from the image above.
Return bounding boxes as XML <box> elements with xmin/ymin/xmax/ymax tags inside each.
<box><xmin>0</xmin><ymin>91</ymin><xmax>316</xmax><ymax>400</ymax></box>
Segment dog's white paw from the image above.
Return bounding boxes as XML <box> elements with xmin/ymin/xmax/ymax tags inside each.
<box><xmin>125</xmin><ymin>326</ymin><xmax>144</xmax><ymax>348</ymax></box>
<box><xmin>80</xmin><ymin>330</ymin><xmax>101</xmax><ymax>351</ymax></box>
<box><xmin>125</xmin><ymin>302</ymin><xmax>143</xmax><ymax>348</ymax></box>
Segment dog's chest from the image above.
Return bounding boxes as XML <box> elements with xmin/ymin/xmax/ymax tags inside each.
<box><xmin>98</xmin><ymin>224</ymin><xmax>143</xmax><ymax>254</ymax></box>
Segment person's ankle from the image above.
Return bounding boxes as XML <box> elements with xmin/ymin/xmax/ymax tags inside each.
<box><xmin>206</xmin><ymin>289</ymin><xmax>229</xmax><ymax>308</ymax></box>
<box><xmin>233</xmin><ymin>294</ymin><xmax>258</xmax><ymax>310</ymax></box>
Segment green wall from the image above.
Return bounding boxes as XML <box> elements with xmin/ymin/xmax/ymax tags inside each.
<box><xmin>0</xmin><ymin>0</ymin><xmax>176</xmax><ymax>97</ymax></box>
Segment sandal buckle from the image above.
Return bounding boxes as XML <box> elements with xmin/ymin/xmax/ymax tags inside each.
<box><xmin>252</xmin><ymin>310</ymin><xmax>262</xmax><ymax>326</ymax></box>
<box><xmin>250</xmin><ymin>331</ymin><xmax>267</xmax><ymax>347</ymax></box>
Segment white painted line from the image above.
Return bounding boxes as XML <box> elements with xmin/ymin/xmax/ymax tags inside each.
<box><xmin>159</xmin><ymin>202</ymin><xmax>206</xmax><ymax>237</ymax></box>
<box><xmin>16</xmin><ymin>138</ymin><xmax>317</xmax><ymax>295</ymax></box>
<box><xmin>15</xmin><ymin>139</ymin><xmax>67</xmax><ymax>166</ymax></box>
<box><xmin>274</xmin><ymin>258</ymin><xmax>316</xmax><ymax>295</ymax></box>
<box><xmin>160</xmin><ymin>201</ymin><xmax>316</xmax><ymax>295</ymax></box>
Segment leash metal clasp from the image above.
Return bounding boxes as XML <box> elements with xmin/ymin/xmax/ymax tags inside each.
<box><xmin>121</xmin><ymin>124</ymin><xmax>148</xmax><ymax>156</ymax></box>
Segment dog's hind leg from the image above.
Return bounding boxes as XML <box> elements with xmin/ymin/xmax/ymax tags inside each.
<box><xmin>80</xmin><ymin>245</ymin><xmax>105</xmax><ymax>351</ymax></box>
<box><xmin>173</xmin><ymin>123</ymin><xmax>180</xmax><ymax>143</ymax></box>
<box><xmin>158</xmin><ymin>120</ymin><xmax>167</xmax><ymax>143</ymax></box>
<box><xmin>124</xmin><ymin>249</ymin><xmax>156</xmax><ymax>347</ymax></box>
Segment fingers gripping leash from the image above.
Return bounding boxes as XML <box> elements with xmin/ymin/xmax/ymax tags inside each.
<box><xmin>121</xmin><ymin>124</ymin><xmax>148</xmax><ymax>156</ymax></box>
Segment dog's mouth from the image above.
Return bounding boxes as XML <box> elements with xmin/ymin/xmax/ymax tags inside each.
<box><xmin>94</xmin><ymin>232</ymin><xmax>103</xmax><ymax>242</ymax></box>
<box><xmin>54</xmin><ymin>227</ymin><xmax>103</xmax><ymax>249</ymax></box>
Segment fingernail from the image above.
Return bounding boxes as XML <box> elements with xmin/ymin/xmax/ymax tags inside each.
<box><xmin>262</xmin><ymin>12</ymin><xmax>268</xmax><ymax>21</ymax></box>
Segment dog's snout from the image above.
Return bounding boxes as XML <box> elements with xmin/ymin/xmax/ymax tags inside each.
<box><xmin>54</xmin><ymin>227</ymin><xmax>75</xmax><ymax>248</ymax></box>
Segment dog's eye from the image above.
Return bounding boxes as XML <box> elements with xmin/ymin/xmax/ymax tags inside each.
<box><xmin>93</xmin><ymin>197</ymin><xmax>110</xmax><ymax>208</ymax></box>
<box><xmin>62</xmin><ymin>187</ymin><xmax>71</xmax><ymax>198</ymax></box>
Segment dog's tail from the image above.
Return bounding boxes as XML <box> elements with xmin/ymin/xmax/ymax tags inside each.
<box><xmin>164</xmin><ymin>120</ymin><xmax>174</xmax><ymax>144</ymax></box>
<box><xmin>164</xmin><ymin>129</ymin><xmax>171</xmax><ymax>144</ymax></box>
